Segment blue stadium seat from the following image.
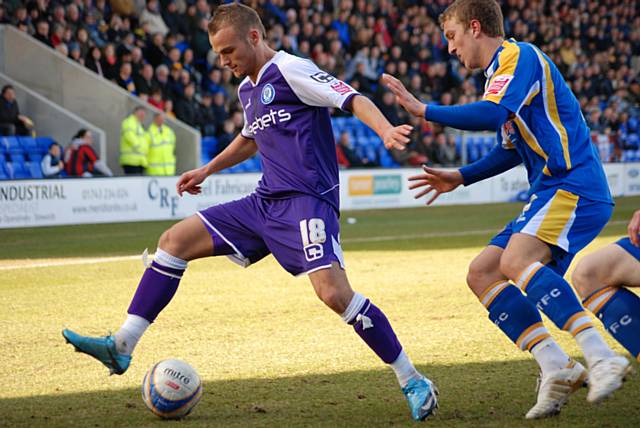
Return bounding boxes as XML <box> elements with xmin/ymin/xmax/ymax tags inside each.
<box><xmin>7</xmin><ymin>162</ymin><xmax>30</xmax><ymax>179</ymax></box>
<box><xmin>35</xmin><ymin>137</ymin><xmax>55</xmax><ymax>154</ymax></box>
<box><xmin>1</xmin><ymin>136</ymin><xmax>20</xmax><ymax>151</ymax></box>
<box><xmin>454</xmin><ymin>135</ymin><xmax>463</xmax><ymax>156</ymax></box>
<box><xmin>353</xmin><ymin>145</ymin><xmax>365</xmax><ymax>160</ymax></box>
<box><xmin>466</xmin><ymin>137</ymin><xmax>480</xmax><ymax>162</ymax></box>
<box><xmin>26</xmin><ymin>161</ymin><xmax>43</xmax><ymax>179</ymax></box>
<box><xmin>29</xmin><ymin>153</ymin><xmax>43</xmax><ymax>164</ymax></box>
<box><xmin>333</xmin><ymin>117</ymin><xmax>346</xmax><ymax>128</ymax></box>
<box><xmin>378</xmin><ymin>147</ymin><xmax>399</xmax><ymax>168</ymax></box>
<box><xmin>622</xmin><ymin>150</ymin><xmax>635</xmax><ymax>162</ymax></box>
<box><xmin>201</xmin><ymin>136</ymin><xmax>218</xmax><ymax>162</ymax></box>
<box><xmin>354</xmin><ymin>123</ymin><xmax>367</xmax><ymax>139</ymax></box>
<box><xmin>19</xmin><ymin>137</ymin><xmax>38</xmax><ymax>153</ymax></box>
<box><xmin>483</xmin><ymin>135</ymin><xmax>495</xmax><ymax>149</ymax></box>
<box><xmin>175</xmin><ymin>40</ymin><xmax>189</xmax><ymax>53</ymax></box>
<box><xmin>200</xmin><ymin>152</ymin><xmax>211</xmax><ymax>166</ymax></box>
<box><xmin>355</xmin><ymin>135</ymin><xmax>369</xmax><ymax>147</ymax></box>
<box><xmin>3</xmin><ymin>161</ymin><xmax>13</xmax><ymax>179</ymax></box>
<box><xmin>364</xmin><ymin>145</ymin><xmax>378</xmax><ymax>163</ymax></box>
<box><xmin>368</xmin><ymin>136</ymin><xmax>383</xmax><ymax>147</ymax></box>
<box><xmin>10</xmin><ymin>153</ymin><xmax>26</xmax><ymax>164</ymax></box>
<box><xmin>0</xmin><ymin>159</ymin><xmax>9</xmax><ymax>178</ymax></box>
<box><xmin>365</xmin><ymin>126</ymin><xmax>377</xmax><ymax>138</ymax></box>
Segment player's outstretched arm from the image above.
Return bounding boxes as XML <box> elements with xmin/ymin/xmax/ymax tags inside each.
<box><xmin>458</xmin><ymin>143</ymin><xmax>522</xmax><ymax>186</ymax></box>
<box><xmin>177</xmin><ymin>135</ymin><xmax>257</xmax><ymax>196</ymax></box>
<box><xmin>408</xmin><ymin>143</ymin><xmax>522</xmax><ymax>205</ymax></box>
<box><xmin>628</xmin><ymin>210</ymin><xmax>640</xmax><ymax>246</ymax></box>
<box><xmin>348</xmin><ymin>94</ymin><xmax>412</xmax><ymax>151</ymax></box>
<box><xmin>380</xmin><ymin>74</ymin><xmax>426</xmax><ymax>118</ymax></box>
<box><xmin>381</xmin><ymin>74</ymin><xmax>510</xmax><ymax>132</ymax></box>
<box><xmin>408</xmin><ymin>166</ymin><xmax>463</xmax><ymax>205</ymax></box>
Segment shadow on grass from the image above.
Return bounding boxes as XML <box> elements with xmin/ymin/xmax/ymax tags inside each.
<box><xmin>1</xmin><ymin>196</ymin><xmax>639</xmax><ymax>259</ymax></box>
<box><xmin>2</xmin><ymin>360</ymin><xmax>639</xmax><ymax>428</ymax></box>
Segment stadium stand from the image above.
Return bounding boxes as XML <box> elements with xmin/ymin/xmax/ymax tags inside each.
<box><xmin>0</xmin><ymin>0</ymin><xmax>637</xmax><ymax>177</ymax></box>
<box><xmin>0</xmin><ymin>135</ymin><xmax>53</xmax><ymax>179</ymax></box>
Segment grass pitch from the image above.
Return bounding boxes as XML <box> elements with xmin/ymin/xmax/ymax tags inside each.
<box><xmin>1</xmin><ymin>197</ymin><xmax>639</xmax><ymax>427</ymax></box>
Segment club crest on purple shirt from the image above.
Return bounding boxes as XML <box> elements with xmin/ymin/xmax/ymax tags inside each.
<box><xmin>261</xmin><ymin>84</ymin><xmax>275</xmax><ymax>104</ymax></box>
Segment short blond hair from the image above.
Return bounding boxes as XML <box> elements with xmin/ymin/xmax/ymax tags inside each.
<box><xmin>208</xmin><ymin>3</ymin><xmax>266</xmax><ymax>39</ymax></box>
<box><xmin>439</xmin><ymin>0</ymin><xmax>505</xmax><ymax>38</ymax></box>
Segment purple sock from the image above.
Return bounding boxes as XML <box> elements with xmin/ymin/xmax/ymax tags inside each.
<box><xmin>127</xmin><ymin>260</ymin><xmax>184</xmax><ymax>322</ymax></box>
<box><xmin>344</xmin><ymin>294</ymin><xmax>403</xmax><ymax>364</ymax></box>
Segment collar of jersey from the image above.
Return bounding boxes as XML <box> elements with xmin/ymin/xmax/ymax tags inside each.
<box><xmin>246</xmin><ymin>50</ymin><xmax>285</xmax><ymax>86</ymax></box>
<box><xmin>484</xmin><ymin>39</ymin><xmax>514</xmax><ymax>79</ymax></box>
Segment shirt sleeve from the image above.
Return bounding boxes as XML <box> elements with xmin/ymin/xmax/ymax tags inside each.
<box><xmin>459</xmin><ymin>142</ymin><xmax>523</xmax><ymax>186</ymax></box>
<box><xmin>240</xmin><ymin>109</ymin><xmax>254</xmax><ymax>139</ymax></box>
<box><xmin>483</xmin><ymin>43</ymin><xmax>539</xmax><ymax>114</ymax></box>
<box><xmin>237</xmin><ymin>80</ymin><xmax>255</xmax><ymax>139</ymax></box>
<box><xmin>279</xmin><ymin>56</ymin><xmax>360</xmax><ymax>110</ymax></box>
<box><xmin>425</xmin><ymin>101</ymin><xmax>510</xmax><ymax>131</ymax></box>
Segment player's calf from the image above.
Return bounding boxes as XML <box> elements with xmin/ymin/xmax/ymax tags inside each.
<box><xmin>63</xmin><ymin>248</ymin><xmax>188</xmax><ymax>374</ymax></box>
<box><xmin>583</xmin><ymin>286</ymin><xmax>640</xmax><ymax>364</ymax></box>
<box><xmin>340</xmin><ymin>292</ymin><xmax>438</xmax><ymax>421</ymax></box>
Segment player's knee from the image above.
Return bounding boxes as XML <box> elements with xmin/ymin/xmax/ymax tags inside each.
<box><xmin>498</xmin><ymin>250</ymin><xmax>524</xmax><ymax>282</ymax></box>
<box><xmin>466</xmin><ymin>267</ymin><xmax>485</xmax><ymax>296</ymax></box>
<box><xmin>157</xmin><ymin>226</ymin><xmax>186</xmax><ymax>258</ymax></box>
<box><xmin>315</xmin><ymin>285</ymin><xmax>349</xmax><ymax>313</ymax></box>
<box><xmin>467</xmin><ymin>258</ymin><xmax>492</xmax><ymax>296</ymax></box>
<box><xmin>571</xmin><ymin>258</ymin><xmax>600</xmax><ymax>298</ymax></box>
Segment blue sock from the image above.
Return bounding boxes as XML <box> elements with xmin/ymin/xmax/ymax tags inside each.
<box><xmin>518</xmin><ymin>262</ymin><xmax>593</xmax><ymax>336</ymax></box>
<box><xmin>584</xmin><ymin>287</ymin><xmax>640</xmax><ymax>361</ymax></box>
<box><xmin>482</xmin><ymin>281</ymin><xmax>550</xmax><ymax>351</ymax></box>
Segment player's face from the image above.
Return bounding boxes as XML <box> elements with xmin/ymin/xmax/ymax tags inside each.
<box><xmin>443</xmin><ymin>18</ymin><xmax>481</xmax><ymax>70</ymax></box>
<box><xmin>210</xmin><ymin>26</ymin><xmax>257</xmax><ymax>79</ymax></box>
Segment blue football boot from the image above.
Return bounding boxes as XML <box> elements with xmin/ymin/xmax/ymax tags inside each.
<box><xmin>402</xmin><ymin>376</ymin><xmax>439</xmax><ymax>421</ymax></box>
<box><xmin>62</xmin><ymin>329</ymin><xmax>131</xmax><ymax>375</ymax></box>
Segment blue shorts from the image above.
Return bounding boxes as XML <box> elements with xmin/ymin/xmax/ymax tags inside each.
<box><xmin>490</xmin><ymin>187</ymin><xmax>613</xmax><ymax>276</ymax></box>
<box><xmin>197</xmin><ymin>193</ymin><xmax>344</xmax><ymax>276</ymax></box>
<box><xmin>615</xmin><ymin>237</ymin><xmax>640</xmax><ymax>261</ymax></box>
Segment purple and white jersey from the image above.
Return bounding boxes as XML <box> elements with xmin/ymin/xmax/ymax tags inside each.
<box><xmin>238</xmin><ymin>51</ymin><xmax>359</xmax><ymax>211</ymax></box>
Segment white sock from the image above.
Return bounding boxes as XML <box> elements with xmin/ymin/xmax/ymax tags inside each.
<box><xmin>155</xmin><ymin>248</ymin><xmax>188</xmax><ymax>270</ymax></box>
<box><xmin>530</xmin><ymin>337</ymin><xmax>571</xmax><ymax>374</ymax></box>
<box><xmin>390</xmin><ymin>350</ymin><xmax>421</xmax><ymax>387</ymax></box>
<box><xmin>575</xmin><ymin>328</ymin><xmax>615</xmax><ymax>368</ymax></box>
<box><xmin>114</xmin><ymin>314</ymin><xmax>150</xmax><ymax>355</ymax></box>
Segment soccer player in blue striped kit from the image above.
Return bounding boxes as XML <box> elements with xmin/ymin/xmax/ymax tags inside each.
<box><xmin>63</xmin><ymin>3</ymin><xmax>438</xmax><ymax>421</ymax></box>
<box><xmin>572</xmin><ymin>209</ymin><xmax>640</xmax><ymax>363</ymax></box>
<box><xmin>383</xmin><ymin>0</ymin><xmax>631</xmax><ymax>419</ymax></box>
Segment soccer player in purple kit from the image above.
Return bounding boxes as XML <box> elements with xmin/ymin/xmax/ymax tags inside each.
<box><xmin>63</xmin><ymin>3</ymin><xmax>438</xmax><ymax>421</ymax></box>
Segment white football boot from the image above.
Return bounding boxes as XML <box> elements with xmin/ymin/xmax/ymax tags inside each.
<box><xmin>525</xmin><ymin>359</ymin><xmax>587</xmax><ymax>419</ymax></box>
<box><xmin>587</xmin><ymin>355</ymin><xmax>632</xmax><ymax>404</ymax></box>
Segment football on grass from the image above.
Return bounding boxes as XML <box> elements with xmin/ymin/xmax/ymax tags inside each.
<box><xmin>141</xmin><ymin>359</ymin><xmax>203</xmax><ymax>419</ymax></box>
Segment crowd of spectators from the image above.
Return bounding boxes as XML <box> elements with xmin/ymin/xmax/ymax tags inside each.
<box><xmin>1</xmin><ymin>0</ymin><xmax>638</xmax><ymax>167</ymax></box>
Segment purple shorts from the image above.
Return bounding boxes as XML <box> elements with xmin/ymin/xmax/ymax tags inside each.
<box><xmin>197</xmin><ymin>193</ymin><xmax>344</xmax><ymax>276</ymax></box>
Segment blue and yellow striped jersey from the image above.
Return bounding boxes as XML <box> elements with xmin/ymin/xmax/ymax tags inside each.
<box><xmin>483</xmin><ymin>39</ymin><xmax>612</xmax><ymax>204</ymax></box>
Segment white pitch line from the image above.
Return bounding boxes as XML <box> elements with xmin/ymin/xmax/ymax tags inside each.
<box><xmin>0</xmin><ymin>255</ymin><xmax>141</xmax><ymax>271</ymax></box>
<box><xmin>0</xmin><ymin>220</ymin><xmax>628</xmax><ymax>270</ymax></box>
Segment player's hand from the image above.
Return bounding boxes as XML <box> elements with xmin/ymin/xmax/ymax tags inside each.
<box><xmin>628</xmin><ymin>209</ymin><xmax>640</xmax><ymax>246</ymax></box>
<box><xmin>408</xmin><ymin>165</ymin><xmax>464</xmax><ymax>205</ymax></box>
<box><xmin>382</xmin><ymin>124</ymin><xmax>413</xmax><ymax>151</ymax></box>
<box><xmin>381</xmin><ymin>73</ymin><xmax>426</xmax><ymax>118</ymax></box>
<box><xmin>176</xmin><ymin>166</ymin><xmax>209</xmax><ymax>196</ymax></box>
